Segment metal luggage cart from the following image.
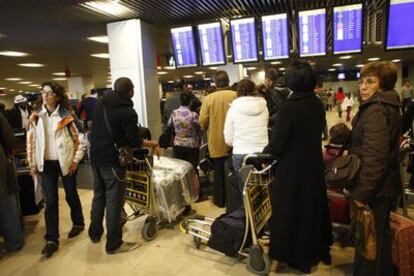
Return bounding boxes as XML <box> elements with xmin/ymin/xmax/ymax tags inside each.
<box><xmin>182</xmin><ymin>154</ymin><xmax>276</xmax><ymax>275</ymax></box>
<box><xmin>122</xmin><ymin>149</ymin><xmax>159</xmax><ymax>241</ymax></box>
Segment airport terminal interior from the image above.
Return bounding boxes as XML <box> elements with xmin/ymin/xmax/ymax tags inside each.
<box><xmin>1</xmin><ymin>0</ymin><xmax>414</xmax><ymax>275</ymax></box>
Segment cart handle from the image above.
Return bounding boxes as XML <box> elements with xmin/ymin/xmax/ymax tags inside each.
<box><xmin>242</xmin><ymin>153</ymin><xmax>277</xmax><ymax>171</ymax></box>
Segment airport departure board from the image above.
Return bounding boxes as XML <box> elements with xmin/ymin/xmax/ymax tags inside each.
<box><xmin>171</xmin><ymin>26</ymin><xmax>198</xmax><ymax>68</ymax></box>
<box><xmin>197</xmin><ymin>22</ymin><xmax>226</xmax><ymax>66</ymax></box>
<box><xmin>230</xmin><ymin>17</ymin><xmax>259</xmax><ymax>63</ymax></box>
<box><xmin>262</xmin><ymin>13</ymin><xmax>289</xmax><ymax>60</ymax></box>
<box><xmin>386</xmin><ymin>0</ymin><xmax>414</xmax><ymax>50</ymax></box>
<box><xmin>333</xmin><ymin>4</ymin><xmax>363</xmax><ymax>54</ymax></box>
<box><xmin>298</xmin><ymin>9</ymin><xmax>327</xmax><ymax>57</ymax></box>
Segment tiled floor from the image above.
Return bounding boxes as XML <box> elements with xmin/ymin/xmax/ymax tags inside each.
<box><xmin>0</xmin><ymin>108</ymin><xmax>405</xmax><ymax>275</ymax></box>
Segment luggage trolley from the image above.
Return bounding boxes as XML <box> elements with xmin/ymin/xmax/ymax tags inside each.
<box><xmin>182</xmin><ymin>154</ymin><xmax>276</xmax><ymax>275</ymax></box>
<box><xmin>122</xmin><ymin>149</ymin><xmax>159</xmax><ymax>241</ymax></box>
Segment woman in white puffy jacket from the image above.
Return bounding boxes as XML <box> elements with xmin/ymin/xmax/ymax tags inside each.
<box><xmin>224</xmin><ymin>79</ymin><xmax>269</xmax><ymax>198</ymax></box>
<box><xmin>341</xmin><ymin>93</ymin><xmax>355</xmax><ymax>122</ymax></box>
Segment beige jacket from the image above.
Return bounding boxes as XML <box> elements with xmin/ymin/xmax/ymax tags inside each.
<box><xmin>199</xmin><ymin>89</ymin><xmax>237</xmax><ymax>158</ymax></box>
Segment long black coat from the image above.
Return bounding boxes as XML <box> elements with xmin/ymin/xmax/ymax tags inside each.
<box><xmin>263</xmin><ymin>92</ymin><xmax>332</xmax><ymax>267</ymax></box>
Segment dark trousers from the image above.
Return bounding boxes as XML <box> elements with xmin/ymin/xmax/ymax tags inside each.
<box><xmin>354</xmin><ymin>199</ymin><xmax>393</xmax><ymax>276</ymax></box>
<box><xmin>402</xmin><ymin>98</ymin><xmax>412</xmax><ymax>113</ymax></box>
<box><xmin>89</xmin><ymin>166</ymin><xmax>126</xmax><ymax>252</ymax></box>
<box><xmin>346</xmin><ymin>107</ymin><xmax>352</xmax><ymax>122</ymax></box>
<box><xmin>172</xmin><ymin>146</ymin><xmax>200</xmax><ymax>171</ymax></box>
<box><xmin>0</xmin><ymin>193</ymin><xmax>24</xmax><ymax>251</ymax></box>
<box><xmin>211</xmin><ymin>156</ymin><xmax>229</xmax><ymax>208</ymax></box>
<box><xmin>41</xmin><ymin>160</ymin><xmax>84</xmax><ymax>244</ymax></box>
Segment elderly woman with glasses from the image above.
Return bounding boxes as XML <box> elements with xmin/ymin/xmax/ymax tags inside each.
<box><xmin>27</xmin><ymin>82</ymin><xmax>87</xmax><ymax>258</ymax></box>
<box><xmin>350</xmin><ymin>62</ymin><xmax>401</xmax><ymax>275</ymax></box>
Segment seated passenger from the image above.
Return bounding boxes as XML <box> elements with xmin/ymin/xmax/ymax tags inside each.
<box><xmin>323</xmin><ymin>123</ymin><xmax>351</xmax><ymax>168</ymax></box>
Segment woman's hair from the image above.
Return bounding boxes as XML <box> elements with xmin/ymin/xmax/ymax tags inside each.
<box><xmin>361</xmin><ymin>61</ymin><xmax>397</xmax><ymax>91</ymax></box>
<box><xmin>329</xmin><ymin>123</ymin><xmax>351</xmax><ymax>145</ymax></box>
<box><xmin>285</xmin><ymin>60</ymin><xmax>316</xmax><ymax>93</ymax></box>
<box><xmin>338</xmin><ymin>87</ymin><xmax>343</xmax><ymax>93</ymax></box>
<box><xmin>237</xmin><ymin>79</ymin><xmax>256</xmax><ymax>97</ymax></box>
<box><xmin>41</xmin><ymin>81</ymin><xmax>70</xmax><ymax>110</ymax></box>
<box><xmin>265</xmin><ymin>67</ymin><xmax>278</xmax><ymax>84</ymax></box>
<box><xmin>179</xmin><ymin>92</ymin><xmax>192</xmax><ymax>106</ymax></box>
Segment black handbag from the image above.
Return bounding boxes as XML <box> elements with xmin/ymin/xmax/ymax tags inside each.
<box><xmin>326</xmin><ymin>130</ymin><xmax>361</xmax><ymax>189</ymax></box>
<box><xmin>102</xmin><ymin>102</ymin><xmax>133</xmax><ymax>167</ymax></box>
<box><xmin>158</xmin><ymin>123</ymin><xmax>174</xmax><ymax>149</ymax></box>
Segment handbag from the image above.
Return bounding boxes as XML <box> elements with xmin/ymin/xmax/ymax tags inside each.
<box><xmin>158</xmin><ymin>123</ymin><xmax>174</xmax><ymax>149</ymax></box>
<box><xmin>326</xmin><ymin>130</ymin><xmax>361</xmax><ymax>189</ymax></box>
<box><xmin>351</xmin><ymin>206</ymin><xmax>377</xmax><ymax>261</ymax></box>
<box><xmin>102</xmin><ymin>102</ymin><xmax>133</xmax><ymax>167</ymax></box>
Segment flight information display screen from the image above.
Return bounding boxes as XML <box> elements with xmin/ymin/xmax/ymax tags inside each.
<box><xmin>197</xmin><ymin>22</ymin><xmax>226</xmax><ymax>66</ymax></box>
<box><xmin>298</xmin><ymin>9</ymin><xmax>326</xmax><ymax>57</ymax></box>
<box><xmin>230</xmin><ymin>17</ymin><xmax>259</xmax><ymax>63</ymax></box>
<box><xmin>333</xmin><ymin>4</ymin><xmax>363</xmax><ymax>54</ymax></box>
<box><xmin>262</xmin><ymin>13</ymin><xmax>289</xmax><ymax>60</ymax></box>
<box><xmin>171</xmin><ymin>26</ymin><xmax>198</xmax><ymax>68</ymax></box>
<box><xmin>386</xmin><ymin>0</ymin><xmax>414</xmax><ymax>50</ymax></box>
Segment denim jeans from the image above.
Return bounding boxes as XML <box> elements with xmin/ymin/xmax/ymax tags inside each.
<box><xmin>41</xmin><ymin>160</ymin><xmax>84</xmax><ymax>244</ymax></box>
<box><xmin>232</xmin><ymin>154</ymin><xmax>246</xmax><ymax>195</ymax></box>
<box><xmin>88</xmin><ymin>166</ymin><xmax>126</xmax><ymax>252</ymax></box>
<box><xmin>0</xmin><ymin>193</ymin><xmax>24</xmax><ymax>251</ymax></box>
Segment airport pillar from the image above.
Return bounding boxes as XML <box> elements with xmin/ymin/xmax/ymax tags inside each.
<box><xmin>67</xmin><ymin>77</ymin><xmax>94</xmax><ymax>99</ymax></box>
<box><xmin>214</xmin><ymin>63</ymin><xmax>244</xmax><ymax>86</ymax></box>
<box><xmin>107</xmin><ymin>19</ymin><xmax>161</xmax><ymax>139</ymax></box>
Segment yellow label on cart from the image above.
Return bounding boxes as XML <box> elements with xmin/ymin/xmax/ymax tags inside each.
<box><xmin>125</xmin><ymin>170</ymin><xmax>151</xmax><ymax>209</ymax></box>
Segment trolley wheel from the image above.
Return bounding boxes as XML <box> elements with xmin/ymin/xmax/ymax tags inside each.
<box><xmin>247</xmin><ymin>245</ymin><xmax>271</xmax><ymax>275</ymax></box>
<box><xmin>141</xmin><ymin>216</ymin><xmax>158</xmax><ymax>241</ymax></box>
<box><xmin>193</xmin><ymin>236</ymin><xmax>202</xmax><ymax>249</ymax></box>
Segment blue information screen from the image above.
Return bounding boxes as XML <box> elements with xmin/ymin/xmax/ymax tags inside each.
<box><xmin>333</xmin><ymin>4</ymin><xmax>363</xmax><ymax>54</ymax></box>
<box><xmin>299</xmin><ymin>9</ymin><xmax>326</xmax><ymax>57</ymax></box>
<box><xmin>386</xmin><ymin>0</ymin><xmax>414</xmax><ymax>50</ymax></box>
<box><xmin>262</xmin><ymin>13</ymin><xmax>289</xmax><ymax>60</ymax></box>
<box><xmin>230</xmin><ymin>17</ymin><xmax>258</xmax><ymax>63</ymax></box>
<box><xmin>171</xmin><ymin>26</ymin><xmax>198</xmax><ymax>68</ymax></box>
<box><xmin>197</xmin><ymin>22</ymin><xmax>226</xmax><ymax>66</ymax></box>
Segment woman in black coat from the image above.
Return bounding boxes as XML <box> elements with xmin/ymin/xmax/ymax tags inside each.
<box><xmin>263</xmin><ymin>61</ymin><xmax>332</xmax><ymax>273</ymax></box>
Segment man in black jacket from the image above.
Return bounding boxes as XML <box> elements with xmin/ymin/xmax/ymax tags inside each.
<box><xmin>6</xmin><ymin>95</ymin><xmax>31</xmax><ymax>129</ymax></box>
<box><xmin>88</xmin><ymin>77</ymin><xmax>160</xmax><ymax>254</ymax></box>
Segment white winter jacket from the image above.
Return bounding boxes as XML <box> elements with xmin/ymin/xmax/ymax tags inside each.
<box><xmin>342</xmin><ymin>96</ymin><xmax>354</xmax><ymax>110</ymax></box>
<box><xmin>224</xmin><ymin>96</ymin><xmax>269</xmax><ymax>154</ymax></box>
<box><xmin>27</xmin><ymin>106</ymin><xmax>87</xmax><ymax>176</ymax></box>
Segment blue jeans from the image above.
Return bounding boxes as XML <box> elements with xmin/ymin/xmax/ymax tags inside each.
<box><xmin>232</xmin><ymin>154</ymin><xmax>246</xmax><ymax>195</ymax></box>
<box><xmin>88</xmin><ymin>166</ymin><xmax>126</xmax><ymax>252</ymax></box>
<box><xmin>0</xmin><ymin>193</ymin><xmax>24</xmax><ymax>251</ymax></box>
<box><xmin>41</xmin><ymin>160</ymin><xmax>84</xmax><ymax>244</ymax></box>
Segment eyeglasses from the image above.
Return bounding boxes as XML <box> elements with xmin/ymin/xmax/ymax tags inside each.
<box><xmin>40</xmin><ymin>90</ymin><xmax>56</xmax><ymax>97</ymax></box>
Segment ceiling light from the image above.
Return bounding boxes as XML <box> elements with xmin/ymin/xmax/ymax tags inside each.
<box><xmin>279</xmin><ymin>67</ymin><xmax>286</xmax><ymax>71</ymax></box>
<box><xmin>52</xmin><ymin>72</ymin><xmax>66</xmax><ymax>76</ymax></box>
<box><xmin>18</xmin><ymin>63</ymin><xmax>45</xmax><ymax>67</ymax></box>
<box><xmin>203</xmin><ymin>77</ymin><xmax>211</xmax><ymax>81</ymax></box>
<box><xmin>183</xmin><ymin>75</ymin><xmax>194</xmax><ymax>78</ymax></box>
<box><xmin>194</xmin><ymin>71</ymin><xmax>204</xmax><ymax>75</ymax></box>
<box><xmin>392</xmin><ymin>59</ymin><xmax>401</xmax><ymax>63</ymax></box>
<box><xmin>271</xmin><ymin>61</ymin><xmax>281</xmax><ymax>65</ymax></box>
<box><xmin>157</xmin><ymin>66</ymin><xmax>162</xmax><ymax>70</ymax></box>
<box><xmin>227</xmin><ymin>55</ymin><xmax>232</xmax><ymax>58</ymax></box>
<box><xmin>87</xmin><ymin>35</ymin><xmax>109</xmax><ymax>44</ymax></box>
<box><xmin>167</xmin><ymin>80</ymin><xmax>174</xmax><ymax>84</ymax></box>
<box><xmin>356</xmin><ymin>64</ymin><xmax>365</xmax><ymax>68</ymax></box>
<box><xmin>328</xmin><ymin>68</ymin><xmax>336</xmax><ymax>72</ymax></box>
<box><xmin>0</xmin><ymin>51</ymin><xmax>29</xmax><ymax>57</ymax></box>
<box><xmin>157</xmin><ymin>71</ymin><xmax>168</xmax><ymax>75</ymax></box>
<box><xmin>209</xmin><ymin>67</ymin><xmax>218</xmax><ymax>70</ymax></box>
<box><xmin>53</xmin><ymin>78</ymin><xmax>67</xmax><ymax>81</ymax></box>
<box><xmin>29</xmin><ymin>84</ymin><xmax>40</xmax><ymax>87</ymax></box>
<box><xmin>0</xmin><ymin>87</ymin><xmax>6</xmax><ymax>90</ymax></box>
<box><xmin>164</xmin><ymin>66</ymin><xmax>175</xmax><ymax>70</ymax></box>
<box><xmin>367</xmin><ymin>57</ymin><xmax>380</xmax><ymax>61</ymax></box>
<box><xmin>333</xmin><ymin>63</ymin><xmax>343</xmax><ymax>67</ymax></box>
<box><xmin>5</xmin><ymin>78</ymin><xmax>22</xmax><ymax>81</ymax></box>
<box><xmin>10</xmin><ymin>89</ymin><xmax>15</xmax><ymax>92</ymax></box>
<box><xmin>18</xmin><ymin>81</ymin><xmax>32</xmax><ymax>84</ymax></box>
<box><xmin>19</xmin><ymin>90</ymin><xmax>23</xmax><ymax>93</ymax></box>
<box><xmin>91</xmin><ymin>53</ymin><xmax>110</xmax><ymax>59</ymax></box>
<box><xmin>82</xmin><ymin>1</ymin><xmax>133</xmax><ymax>17</ymax></box>
<box><xmin>339</xmin><ymin>55</ymin><xmax>352</xmax><ymax>60</ymax></box>
<box><xmin>246</xmin><ymin>67</ymin><xmax>257</xmax><ymax>70</ymax></box>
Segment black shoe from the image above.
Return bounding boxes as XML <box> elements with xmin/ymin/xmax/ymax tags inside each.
<box><xmin>68</xmin><ymin>225</ymin><xmax>85</xmax><ymax>239</ymax></box>
<box><xmin>41</xmin><ymin>242</ymin><xmax>58</xmax><ymax>258</ymax></box>
<box><xmin>287</xmin><ymin>262</ymin><xmax>312</xmax><ymax>274</ymax></box>
<box><xmin>321</xmin><ymin>253</ymin><xmax>332</xmax><ymax>265</ymax></box>
<box><xmin>106</xmin><ymin>242</ymin><xmax>140</xmax><ymax>254</ymax></box>
<box><xmin>90</xmin><ymin>237</ymin><xmax>101</xmax><ymax>244</ymax></box>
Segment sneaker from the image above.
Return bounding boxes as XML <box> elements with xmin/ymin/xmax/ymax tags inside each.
<box><xmin>68</xmin><ymin>225</ymin><xmax>85</xmax><ymax>239</ymax></box>
<box><xmin>41</xmin><ymin>242</ymin><xmax>58</xmax><ymax>258</ymax></box>
<box><xmin>106</xmin><ymin>242</ymin><xmax>140</xmax><ymax>254</ymax></box>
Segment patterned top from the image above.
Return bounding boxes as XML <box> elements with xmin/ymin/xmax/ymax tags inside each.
<box><xmin>168</xmin><ymin>106</ymin><xmax>201</xmax><ymax>148</ymax></box>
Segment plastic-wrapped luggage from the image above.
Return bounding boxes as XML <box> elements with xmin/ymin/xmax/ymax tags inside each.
<box><xmin>152</xmin><ymin>156</ymin><xmax>199</xmax><ymax>223</ymax></box>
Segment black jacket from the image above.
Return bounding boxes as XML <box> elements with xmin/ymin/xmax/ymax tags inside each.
<box><xmin>350</xmin><ymin>90</ymin><xmax>401</xmax><ymax>204</ymax></box>
<box><xmin>265</xmin><ymin>85</ymin><xmax>291</xmax><ymax>127</ymax></box>
<box><xmin>90</xmin><ymin>91</ymin><xmax>143</xmax><ymax>166</ymax></box>
<box><xmin>6</xmin><ymin>106</ymin><xmax>30</xmax><ymax>129</ymax></box>
<box><xmin>0</xmin><ymin>112</ymin><xmax>18</xmax><ymax>194</ymax></box>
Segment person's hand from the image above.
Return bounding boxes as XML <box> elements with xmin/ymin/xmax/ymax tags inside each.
<box><xmin>354</xmin><ymin>200</ymin><xmax>366</xmax><ymax>208</ymax></box>
<box><xmin>342</xmin><ymin>150</ymin><xmax>349</xmax><ymax>156</ymax></box>
<box><xmin>68</xmin><ymin>162</ymin><xmax>78</xmax><ymax>175</ymax></box>
<box><xmin>30</xmin><ymin>167</ymin><xmax>38</xmax><ymax>177</ymax></box>
<box><xmin>150</xmin><ymin>141</ymin><xmax>161</xmax><ymax>159</ymax></box>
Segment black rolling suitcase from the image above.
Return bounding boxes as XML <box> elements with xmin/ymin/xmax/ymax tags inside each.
<box><xmin>226</xmin><ymin>169</ymin><xmax>243</xmax><ymax>213</ymax></box>
<box><xmin>18</xmin><ymin>173</ymin><xmax>42</xmax><ymax>215</ymax></box>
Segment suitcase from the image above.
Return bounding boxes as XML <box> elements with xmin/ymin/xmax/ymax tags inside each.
<box><xmin>390</xmin><ymin>212</ymin><xmax>414</xmax><ymax>276</ymax></box>
<box><xmin>18</xmin><ymin>173</ymin><xmax>42</xmax><ymax>216</ymax></box>
<box><xmin>226</xmin><ymin>169</ymin><xmax>243</xmax><ymax>213</ymax></box>
<box><xmin>327</xmin><ymin>188</ymin><xmax>350</xmax><ymax>225</ymax></box>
